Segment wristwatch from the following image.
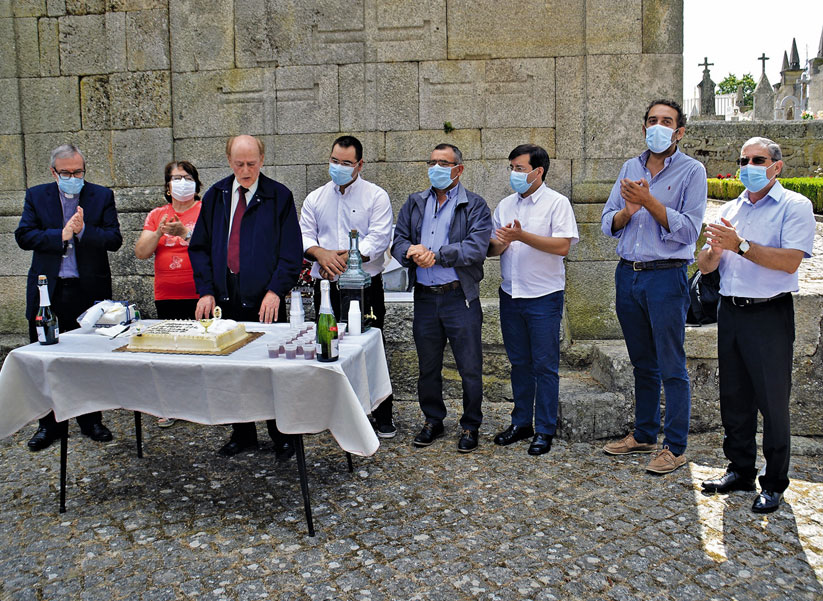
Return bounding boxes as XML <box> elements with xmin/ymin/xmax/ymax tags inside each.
<box><xmin>737</xmin><ymin>239</ymin><xmax>750</xmax><ymax>256</ymax></box>
<box><xmin>184</xmin><ymin>228</ymin><xmax>193</xmax><ymax>241</ymax></box>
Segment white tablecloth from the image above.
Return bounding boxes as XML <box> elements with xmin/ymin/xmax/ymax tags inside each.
<box><xmin>0</xmin><ymin>323</ymin><xmax>392</xmax><ymax>456</ymax></box>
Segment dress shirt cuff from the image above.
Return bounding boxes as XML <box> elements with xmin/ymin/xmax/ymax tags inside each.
<box><xmin>659</xmin><ymin>207</ymin><xmax>685</xmax><ymax>242</ymax></box>
<box><xmin>600</xmin><ymin>211</ymin><xmax>622</xmax><ymax>239</ymax></box>
<box><xmin>76</xmin><ymin>225</ymin><xmax>85</xmax><ymax>240</ymax></box>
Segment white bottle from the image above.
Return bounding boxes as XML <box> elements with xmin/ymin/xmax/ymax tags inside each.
<box><xmin>289</xmin><ymin>289</ymin><xmax>304</xmax><ymax>329</ymax></box>
<box><xmin>347</xmin><ymin>299</ymin><xmax>362</xmax><ymax>336</ymax></box>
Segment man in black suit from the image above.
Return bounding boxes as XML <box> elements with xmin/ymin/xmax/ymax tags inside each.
<box><xmin>15</xmin><ymin>144</ymin><xmax>123</xmax><ymax>451</ymax></box>
<box><xmin>189</xmin><ymin>134</ymin><xmax>304</xmax><ymax>457</ymax></box>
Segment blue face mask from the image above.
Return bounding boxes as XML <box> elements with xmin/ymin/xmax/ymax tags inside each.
<box><xmin>739</xmin><ymin>165</ymin><xmax>772</xmax><ymax>193</ymax></box>
<box><xmin>329</xmin><ymin>163</ymin><xmax>355</xmax><ymax>187</ymax></box>
<box><xmin>509</xmin><ymin>168</ymin><xmax>536</xmax><ymax>195</ymax></box>
<box><xmin>428</xmin><ymin>165</ymin><xmax>456</xmax><ymax>190</ymax></box>
<box><xmin>57</xmin><ymin>176</ymin><xmax>84</xmax><ymax>195</ymax></box>
<box><xmin>645</xmin><ymin>124</ymin><xmax>676</xmax><ymax>154</ymax></box>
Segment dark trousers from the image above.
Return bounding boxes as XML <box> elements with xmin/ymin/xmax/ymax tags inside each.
<box><xmin>28</xmin><ymin>277</ymin><xmax>102</xmax><ymax>433</ymax></box>
<box><xmin>718</xmin><ymin>294</ymin><xmax>794</xmax><ymax>493</ymax></box>
<box><xmin>615</xmin><ymin>263</ymin><xmax>691</xmax><ymax>455</ymax></box>
<box><xmin>224</xmin><ymin>271</ymin><xmax>287</xmax><ymax>444</ymax></box>
<box><xmin>499</xmin><ymin>289</ymin><xmax>564</xmax><ymax>435</ymax></box>
<box><xmin>313</xmin><ymin>274</ymin><xmax>393</xmax><ymax>424</ymax></box>
<box><xmin>155</xmin><ymin>298</ymin><xmax>199</xmax><ymax>320</ymax></box>
<box><xmin>413</xmin><ymin>284</ymin><xmax>483</xmax><ymax>431</ymax></box>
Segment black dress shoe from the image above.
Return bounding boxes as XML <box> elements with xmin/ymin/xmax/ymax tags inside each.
<box><xmin>493</xmin><ymin>424</ymin><xmax>534</xmax><ymax>446</ymax></box>
<box><xmin>80</xmin><ymin>423</ymin><xmax>113</xmax><ymax>442</ymax></box>
<box><xmin>218</xmin><ymin>439</ymin><xmax>258</xmax><ymax>457</ymax></box>
<box><xmin>413</xmin><ymin>422</ymin><xmax>444</xmax><ymax>447</ymax></box>
<box><xmin>273</xmin><ymin>435</ymin><xmax>296</xmax><ymax>462</ymax></box>
<box><xmin>752</xmin><ymin>490</ymin><xmax>783</xmax><ymax>514</ymax></box>
<box><xmin>701</xmin><ymin>471</ymin><xmax>756</xmax><ymax>494</ymax></box>
<box><xmin>27</xmin><ymin>427</ymin><xmax>60</xmax><ymax>452</ymax></box>
<box><xmin>527</xmin><ymin>433</ymin><xmax>553</xmax><ymax>455</ymax></box>
<box><xmin>457</xmin><ymin>429</ymin><xmax>479</xmax><ymax>453</ymax></box>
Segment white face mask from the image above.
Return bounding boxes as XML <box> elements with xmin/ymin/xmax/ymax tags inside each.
<box><xmin>170</xmin><ymin>178</ymin><xmax>196</xmax><ymax>202</ymax></box>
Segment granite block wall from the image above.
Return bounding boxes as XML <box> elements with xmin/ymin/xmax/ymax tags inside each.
<box><xmin>0</xmin><ymin>0</ymin><xmax>685</xmax><ymax>351</ymax></box>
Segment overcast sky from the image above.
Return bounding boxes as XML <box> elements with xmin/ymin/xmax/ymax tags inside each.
<box><xmin>683</xmin><ymin>1</ymin><xmax>822</xmax><ymax>99</ymax></box>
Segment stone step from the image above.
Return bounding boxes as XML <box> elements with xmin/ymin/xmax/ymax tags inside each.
<box><xmin>555</xmin><ymin>366</ymin><xmax>630</xmax><ymax>442</ymax></box>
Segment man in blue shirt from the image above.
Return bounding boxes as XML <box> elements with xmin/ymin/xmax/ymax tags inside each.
<box><xmin>600</xmin><ymin>100</ymin><xmax>707</xmax><ymax>474</ymax></box>
<box><xmin>392</xmin><ymin>144</ymin><xmax>492</xmax><ymax>453</ymax></box>
<box><xmin>697</xmin><ymin>137</ymin><xmax>816</xmax><ymax>513</ymax></box>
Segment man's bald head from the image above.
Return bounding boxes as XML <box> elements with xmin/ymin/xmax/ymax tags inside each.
<box><xmin>226</xmin><ymin>135</ymin><xmax>264</xmax><ymax>188</ymax></box>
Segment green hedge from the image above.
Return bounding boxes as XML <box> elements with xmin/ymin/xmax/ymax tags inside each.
<box><xmin>707</xmin><ymin>177</ymin><xmax>823</xmax><ymax>213</ymax></box>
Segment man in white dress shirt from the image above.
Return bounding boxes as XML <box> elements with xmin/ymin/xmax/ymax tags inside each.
<box><xmin>487</xmin><ymin>144</ymin><xmax>579</xmax><ymax>455</ymax></box>
<box><xmin>299</xmin><ymin>135</ymin><xmax>396</xmax><ymax>436</ymax></box>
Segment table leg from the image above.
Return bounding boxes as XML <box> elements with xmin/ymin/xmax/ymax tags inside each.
<box><xmin>134</xmin><ymin>411</ymin><xmax>143</xmax><ymax>458</ymax></box>
<box><xmin>59</xmin><ymin>433</ymin><xmax>67</xmax><ymax>513</ymax></box>
<box><xmin>293</xmin><ymin>434</ymin><xmax>315</xmax><ymax>537</ymax></box>
<box><xmin>346</xmin><ymin>452</ymin><xmax>353</xmax><ymax>473</ymax></box>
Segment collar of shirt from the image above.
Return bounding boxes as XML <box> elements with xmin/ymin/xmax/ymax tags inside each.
<box><xmin>639</xmin><ymin>148</ymin><xmax>680</xmax><ymax>175</ymax></box>
<box><xmin>334</xmin><ymin>173</ymin><xmax>362</xmax><ymax>196</ymax></box>
<box><xmin>743</xmin><ymin>180</ymin><xmax>785</xmax><ymax>206</ymax></box>
<box><xmin>427</xmin><ymin>183</ymin><xmax>460</xmax><ymax>210</ymax></box>
<box><xmin>517</xmin><ymin>182</ymin><xmax>547</xmax><ymax>205</ymax></box>
<box><xmin>231</xmin><ymin>177</ymin><xmax>259</xmax><ymax>204</ymax></box>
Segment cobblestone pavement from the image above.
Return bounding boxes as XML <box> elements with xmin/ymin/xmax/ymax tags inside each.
<box><xmin>1</xmin><ymin>401</ymin><xmax>821</xmax><ymax>601</ymax></box>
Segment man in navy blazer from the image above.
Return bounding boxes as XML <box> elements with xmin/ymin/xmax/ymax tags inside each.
<box><xmin>15</xmin><ymin>144</ymin><xmax>122</xmax><ymax>451</ymax></box>
<box><xmin>189</xmin><ymin>134</ymin><xmax>303</xmax><ymax>457</ymax></box>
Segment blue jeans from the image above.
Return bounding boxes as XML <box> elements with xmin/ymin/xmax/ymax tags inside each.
<box><xmin>413</xmin><ymin>285</ymin><xmax>484</xmax><ymax>431</ymax></box>
<box><xmin>615</xmin><ymin>263</ymin><xmax>691</xmax><ymax>455</ymax></box>
<box><xmin>499</xmin><ymin>289</ymin><xmax>564</xmax><ymax>435</ymax></box>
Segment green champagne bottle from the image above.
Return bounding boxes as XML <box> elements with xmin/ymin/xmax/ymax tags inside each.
<box><xmin>316</xmin><ymin>279</ymin><xmax>339</xmax><ymax>362</ymax></box>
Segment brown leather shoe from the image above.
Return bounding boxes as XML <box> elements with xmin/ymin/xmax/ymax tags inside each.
<box><xmin>646</xmin><ymin>447</ymin><xmax>686</xmax><ymax>474</ymax></box>
<box><xmin>603</xmin><ymin>433</ymin><xmax>656</xmax><ymax>455</ymax></box>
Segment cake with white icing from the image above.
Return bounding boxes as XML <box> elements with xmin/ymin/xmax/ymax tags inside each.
<box><xmin>127</xmin><ymin>319</ymin><xmax>248</xmax><ymax>353</ymax></box>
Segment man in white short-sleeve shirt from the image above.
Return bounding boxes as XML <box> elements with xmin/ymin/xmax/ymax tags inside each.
<box><xmin>487</xmin><ymin>144</ymin><xmax>579</xmax><ymax>455</ymax></box>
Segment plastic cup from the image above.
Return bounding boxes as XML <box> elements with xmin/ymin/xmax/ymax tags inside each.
<box><xmin>295</xmin><ymin>343</ymin><xmax>303</xmax><ymax>355</ymax></box>
<box><xmin>284</xmin><ymin>343</ymin><xmax>297</xmax><ymax>360</ymax></box>
<box><xmin>337</xmin><ymin>322</ymin><xmax>346</xmax><ymax>341</ymax></box>
<box><xmin>302</xmin><ymin>344</ymin><xmax>316</xmax><ymax>360</ymax></box>
<box><xmin>267</xmin><ymin>343</ymin><xmax>280</xmax><ymax>359</ymax></box>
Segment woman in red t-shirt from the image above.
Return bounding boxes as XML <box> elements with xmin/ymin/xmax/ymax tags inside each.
<box><xmin>135</xmin><ymin>160</ymin><xmax>203</xmax><ymax>427</ymax></box>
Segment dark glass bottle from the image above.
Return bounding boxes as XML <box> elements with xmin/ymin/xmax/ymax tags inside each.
<box><xmin>35</xmin><ymin>275</ymin><xmax>59</xmax><ymax>345</ymax></box>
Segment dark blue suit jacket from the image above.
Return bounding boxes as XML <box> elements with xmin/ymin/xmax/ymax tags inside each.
<box><xmin>188</xmin><ymin>173</ymin><xmax>303</xmax><ymax>308</ymax></box>
<box><xmin>15</xmin><ymin>181</ymin><xmax>122</xmax><ymax>320</ymax></box>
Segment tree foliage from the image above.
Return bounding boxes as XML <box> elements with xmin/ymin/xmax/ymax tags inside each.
<box><xmin>718</xmin><ymin>73</ymin><xmax>756</xmax><ymax>107</ymax></box>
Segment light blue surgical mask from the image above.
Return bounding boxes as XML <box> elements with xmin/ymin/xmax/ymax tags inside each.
<box><xmin>57</xmin><ymin>176</ymin><xmax>84</xmax><ymax>195</ymax></box>
<box><xmin>739</xmin><ymin>165</ymin><xmax>772</xmax><ymax>193</ymax></box>
<box><xmin>645</xmin><ymin>124</ymin><xmax>676</xmax><ymax>154</ymax></box>
<box><xmin>509</xmin><ymin>168</ymin><xmax>536</xmax><ymax>195</ymax></box>
<box><xmin>428</xmin><ymin>165</ymin><xmax>456</xmax><ymax>190</ymax></box>
<box><xmin>329</xmin><ymin>162</ymin><xmax>355</xmax><ymax>187</ymax></box>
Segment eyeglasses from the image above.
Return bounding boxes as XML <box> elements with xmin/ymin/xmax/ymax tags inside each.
<box><xmin>736</xmin><ymin>156</ymin><xmax>771</xmax><ymax>166</ymax></box>
<box><xmin>330</xmin><ymin>158</ymin><xmax>359</xmax><ymax>168</ymax></box>
<box><xmin>170</xmin><ymin>175</ymin><xmax>195</xmax><ymax>182</ymax></box>
<box><xmin>426</xmin><ymin>160</ymin><xmax>458</xmax><ymax>168</ymax></box>
<box><xmin>56</xmin><ymin>170</ymin><xmax>85</xmax><ymax>179</ymax></box>
<box><xmin>507</xmin><ymin>165</ymin><xmax>534</xmax><ymax>173</ymax></box>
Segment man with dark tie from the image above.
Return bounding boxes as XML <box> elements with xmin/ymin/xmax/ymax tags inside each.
<box><xmin>189</xmin><ymin>134</ymin><xmax>303</xmax><ymax>457</ymax></box>
<box><xmin>15</xmin><ymin>143</ymin><xmax>122</xmax><ymax>451</ymax></box>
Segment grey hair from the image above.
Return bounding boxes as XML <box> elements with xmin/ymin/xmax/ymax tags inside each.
<box><xmin>434</xmin><ymin>143</ymin><xmax>463</xmax><ymax>164</ymax></box>
<box><xmin>50</xmin><ymin>144</ymin><xmax>85</xmax><ymax>169</ymax></box>
<box><xmin>741</xmin><ymin>137</ymin><xmax>782</xmax><ymax>161</ymax></box>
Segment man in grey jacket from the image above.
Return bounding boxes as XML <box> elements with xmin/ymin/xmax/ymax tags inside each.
<box><xmin>391</xmin><ymin>143</ymin><xmax>492</xmax><ymax>453</ymax></box>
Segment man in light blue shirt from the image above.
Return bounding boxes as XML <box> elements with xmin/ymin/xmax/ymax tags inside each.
<box><xmin>392</xmin><ymin>143</ymin><xmax>492</xmax><ymax>453</ymax></box>
<box><xmin>697</xmin><ymin>137</ymin><xmax>816</xmax><ymax>514</ymax></box>
<box><xmin>600</xmin><ymin>99</ymin><xmax>707</xmax><ymax>474</ymax></box>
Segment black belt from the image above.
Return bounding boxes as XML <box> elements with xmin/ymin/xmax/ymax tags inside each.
<box><xmin>415</xmin><ymin>281</ymin><xmax>461</xmax><ymax>294</ymax></box>
<box><xmin>723</xmin><ymin>292</ymin><xmax>789</xmax><ymax>307</ymax></box>
<box><xmin>619</xmin><ymin>258</ymin><xmax>687</xmax><ymax>271</ymax></box>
